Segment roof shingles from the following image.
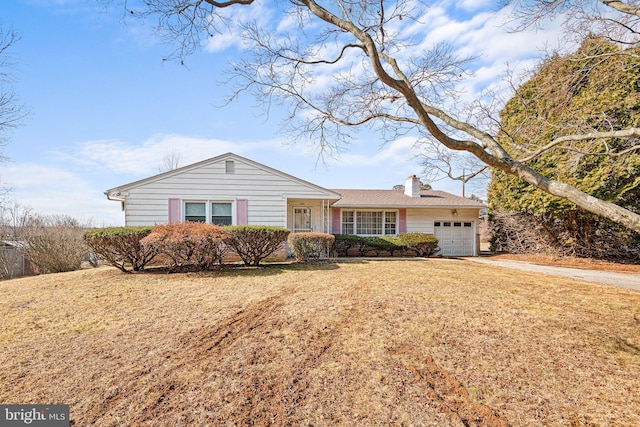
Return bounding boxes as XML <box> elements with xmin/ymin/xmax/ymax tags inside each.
<box><xmin>330</xmin><ymin>189</ymin><xmax>485</xmax><ymax>208</ymax></box>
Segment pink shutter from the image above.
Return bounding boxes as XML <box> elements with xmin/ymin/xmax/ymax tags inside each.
<box><xmin>398</xmin><ymin>208</ymin><xmax>407</xmax><ymax>233</ymax></box>
<box><xmin>236</xmin><ymin>199</ymin><xmax>248</xmax><ymax>225</ymax></box>
<box><xmin>168</xmin><ymin>198</ymin><xmax>181</xmax><ymax>223</ymax></box>
<box><xmin>331</xmin><ymin>208</ymin><xmax>341</xmax><ymax>234</ymax></box>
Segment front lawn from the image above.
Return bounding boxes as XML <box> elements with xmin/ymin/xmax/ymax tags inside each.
<box><xmin>1</xmin><ymin>260</ymin><xmax>638</xmax><ymax>426</ymax></box>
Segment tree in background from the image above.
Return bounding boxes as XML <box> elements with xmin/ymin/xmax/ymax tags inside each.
<box><xmin>103</xmin><ymin>0</ymin><xmax>640</xmax><ymax>231</ymax></box>
<box><xmin>21</xmin><ymin>215</ymin><xmax>88</xmax><ymax>274</ymax></box>
<box><xmin>0</xmin><ymin>203</ymin><xmax>90</xmax><ymax>275</ymax></box>
<box><xmin>489</xmin><ymin>37</ymin><xmax>640</xmax><ymax>259</ymax></box>
<box><xmin>508</xmin><ymin>0</ymin><xmax>640</xmax><ymax>48</ymax></box>
<box><xmin>0</xmin><ymin>27</ymin><xmax>26</xmax><ymax>196</ymax></box>
<box><xmin>158</xmin><ymin>149</ymin><xmax>181</xmax><ymax>173</ymax></box>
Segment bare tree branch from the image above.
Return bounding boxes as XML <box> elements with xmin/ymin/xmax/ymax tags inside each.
<box><xmin>601</xmin><ymin>0</ymin><xmax>640</xmax><ymax>17</ymax></box>
<box><xmin>507</xmin><ymin>0</ymin><xmax>640</xmax><ymax>46</ymax></box>
<box><xmin>108</xmin><ymin>0</ymin><xmax>640</xmax><ymax>232</ymax></box>
<box><xmin>0</xmin><ymin>27</ymin><xmax>26</xmax><ymax>168</ymax></box>
<box><xmin>519</xmin><ymin>128</ymin><xmax>640</xmax><ymax>161</ymax></box>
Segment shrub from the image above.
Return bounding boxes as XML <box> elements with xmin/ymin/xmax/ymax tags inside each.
<box><xmin>332</xmin><ymin>234</ymin><xmax>438</xmax><ymax>257</ymax></box>
<box><xmin>224</xmin><ymin>225</ymin><xmax>290</xmax><ymax>266</ymax></box>
<box><xmin>142</xmin><ymin>222</ymin><xmax>229</xmax><ymax>269</ymax></box>
<box><xmin>489</xmin><ymin>210</ymin><xmax>640</xmax><ymax>260</ymax></box>
<box><xmin>333</xmin><ymin>234</ymin><xmax>408</xmax><ymax>257</ymax></box>
<box><xmin>396</xmin><ymin>233</ymin><xmax>439</xmax><ymax>257</ymax></box>
<box><xmin>22</xmin><ymin>215</ymin><xmax>87</xmax><ymax>274</ymax></box>
<box><xmin>83</xmin><ymin>226</ymin><xmax>156</xmax><ymax>272</ymax></box>
<box><xmin>288</xmin><ymin>232</ymin><xmax>335</xmax><ymax>262</ymax></box>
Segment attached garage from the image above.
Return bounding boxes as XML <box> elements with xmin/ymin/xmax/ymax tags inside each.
<box><xmin>434</xmin><ymin>221</ymin><xmax>476</xmax><ymax>256</ymax></box>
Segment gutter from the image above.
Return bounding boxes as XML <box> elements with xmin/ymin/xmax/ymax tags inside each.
<box><xmin>104</xmin><ymin>191</ymin><xmax>125</xmax><ymax>211</ymax></box>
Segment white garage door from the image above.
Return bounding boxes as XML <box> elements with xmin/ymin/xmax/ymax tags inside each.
<box><xmin>434</xmin><ymin>221</ymin><xmax>475</xmax><ymax>256</ymax></box>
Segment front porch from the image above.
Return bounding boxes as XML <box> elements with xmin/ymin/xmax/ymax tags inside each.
<box><xmin>286</xmin><ymin>198</ymin><xmax>333</xmax><ymax>234</ymax></box>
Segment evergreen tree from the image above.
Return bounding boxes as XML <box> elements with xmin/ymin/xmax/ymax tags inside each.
<box><xmin>489</xmin><ymin>37</ymin><xmax>640</xmax><ymax>258</ymax></box>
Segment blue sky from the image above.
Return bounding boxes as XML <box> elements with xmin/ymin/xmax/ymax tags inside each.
<box><xmin>1</xmin><ymin>0</ymin><xmax>562</xmax><ymax>225</ymax></box>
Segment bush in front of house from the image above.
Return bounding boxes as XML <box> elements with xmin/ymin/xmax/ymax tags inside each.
<box><xmin>288</xmin><ymin>232</ymin><xmax>335</xmax><ymax>262</ymax></box>
<box><xmin>332</xmin><ymin>234</ymin><xmax>409</xmax><ymax>257</ymax></box>
<box><xmin>142</xmin><ymin>222</ymin><xmax>229</xmax><ymax>269</ymax></box>
<box><xmin>332</xmin><ymin>234</ymin><xmax>439</xmax><ymax>257</ymax></box>
<box><xmin>83</xmin><ymin>226</ymin><xmax>156</xmax><ymax>272</ymax></box>
<box><xmin>224</xmin><ymin>225</ymin><xmax>290</xmax><ymax>266</ymax></box>
<box><xmin>396</xmin><ymin>233</ymin><xmax>439</xmax><ymax>257</ymax></box>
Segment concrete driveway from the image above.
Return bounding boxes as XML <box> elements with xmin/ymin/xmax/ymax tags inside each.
<box><xmin>463</xmin><ymin>257</ymin><xmax>640</xmax><ymax>291</ymax></box>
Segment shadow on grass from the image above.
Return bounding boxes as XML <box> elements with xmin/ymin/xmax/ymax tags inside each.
<box><xmin>334</xmin><ymin>257</ymin><xmax>436</xmax><ymax>263</ymax></box>
<box><xmin>140</xmin><ymin>260</ymin><xmax>341</xmax><ymax>277</ymax></box>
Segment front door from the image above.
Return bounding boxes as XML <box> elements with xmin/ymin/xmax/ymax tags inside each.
<box><xmin>293</xmin><ymin>207</ymin><xmax>312</xmax><ymax>232</ymax></box>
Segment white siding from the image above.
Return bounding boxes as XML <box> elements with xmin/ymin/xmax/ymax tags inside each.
<box><xmin>406</xmin><ymin>207</ymin><xmax>480</xmax><ymax>232</ymax></box>
<box><xmin>122</xmin><ymin>158</ymin><xmax>333</xmax><ymax>226</ymax></box>
<box><xmin>406</xmin><ymin>208</ymin><xmax>435</xmax><ymax>233</ymax></box>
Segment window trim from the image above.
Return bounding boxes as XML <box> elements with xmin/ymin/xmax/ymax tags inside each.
<box><xmin>340</xmin><ymin>209</ymin><xmax>398</xmax><ymax>236</ymax></box>
<box><xmin>211</xmin><ymin>201</ymin><xmax>233</xmax><ymax>226</ymax></box>
<box><xmin>183</xmin><ymin>199</ymin><xmax>235</xmax><ymax>225</ymax></box>
<box><xmin>184</xmin><ymin>201</ymin><xmax>207</xmax><ymax>223</ymax></box>
<box><xmin>292</xmin><ymin>206</ymin><xmax>313</xmax><ymax>232</ymax></box>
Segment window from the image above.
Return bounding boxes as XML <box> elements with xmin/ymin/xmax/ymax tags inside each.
<box><xmin>211</xmin><ymin>202</ymin><xmax>232</xmax><ymax>225</ymax></box>
<box><xmin>185</xmin><ymin>201</ymin><xmax>233</xmax><ymax>224</ymax></box>
<box><xmin>225</xmin><ymin>160</ymin><xmax>235</xmax><ymax>173</ymax></box>
<box><xmin>342</xmin><ymin>211</ymin><xmax>354</xmax><ymax>235</ymax></box>
<box><xmin>385</xmin><ymin>211</ymin><xmax>397</xmax><ymax>235</ymax></box>
<box><xmin>357</xmin><ymin>211</ymin><xmax>383</xmax><ymax>235</ymax></box>
<box><xmin>185</xmin><ymin>202</ymin><xmax>206</xmax><ymax>222</ymax></box>
<box><xmin>464</xmin><ymin>222</ymin><xmax>472</xmax><ymax>227</ymax></box>
<box><xmin>341</xmin><ymin>210</ymin><xmax>397</xmax><ymax>235</ymax></box>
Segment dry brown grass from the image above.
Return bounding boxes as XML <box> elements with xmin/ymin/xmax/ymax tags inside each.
<box><xmin>489</xmin><ymin>253</ymin><xmax>640</xmax><ymax>274</ymax></box>
<box><xmin>1</xmin><ymin>260</ymin><xmax>639</xmax><ymax>426</ymax></box>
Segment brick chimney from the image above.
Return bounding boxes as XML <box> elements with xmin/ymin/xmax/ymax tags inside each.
<box><xmin>404</xmin><ymin>175</ymin><xmax>421</xmax><ymax>198</ymax></box>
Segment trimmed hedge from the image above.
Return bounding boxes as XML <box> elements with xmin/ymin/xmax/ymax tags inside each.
<box><xmin>224</xmin><ymin>226</ymin><xmax>290</xmax><ymax>266</ymax></box>
<box><xmin>83</xmin><ymin>226</ymin><xmax>156</xmax><ymax>272</ymax></box>
<box><xmin>333</xmin><ymin>233</ymin><xmax>439</xmax><ymax>257</ymax></box>
<box><xmin>396</xmin><ymin>233</ymin><xmax>439</xmax><ymax>257</ymax></box>
<box><xmin>142</xmin><ymin>222</ymin><xmax>229</xmax><ymax>269</ymax></box>
<box><xmin>333</xmin><ymin>234</ymin><xmax>408</xmax><ymax>257</ymax></box>
<box><xmin>288</xmin><ymin>232</ymin><xmax>335</xmax><ymax>262</ymax></box>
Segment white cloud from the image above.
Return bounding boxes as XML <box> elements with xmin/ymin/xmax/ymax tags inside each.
<box><xmin>67</xmin><ymin>135</ymin><xmax>238</xmax><ymax>175</ymax></box>
<box><xmin>204</xmin><ymin>1</ymin><xmax>275</xmax><ymax>53</ymax></box>
<box><xmin>457</xmin><ymin>0</ymin><xmax>494</xmax><ymax>12</ymax></box>
<box><xmin>205</xmin><ymin>32</ymin><xmax>241</xmax><ymax>53</ymax></box>
<box><xmin>1</xmin><ymin>163</ymin><xmax>122</xmax><ymax>226</ymax></box>
<box><xmin>333</xmin><ymin>137</ymin><xmax>422</xmax><ymax>169</ymax></box>
<box><xmin>63</xmin><ymin>134</ymin><xmax>299</xmax><ymax>177</ymax></box>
